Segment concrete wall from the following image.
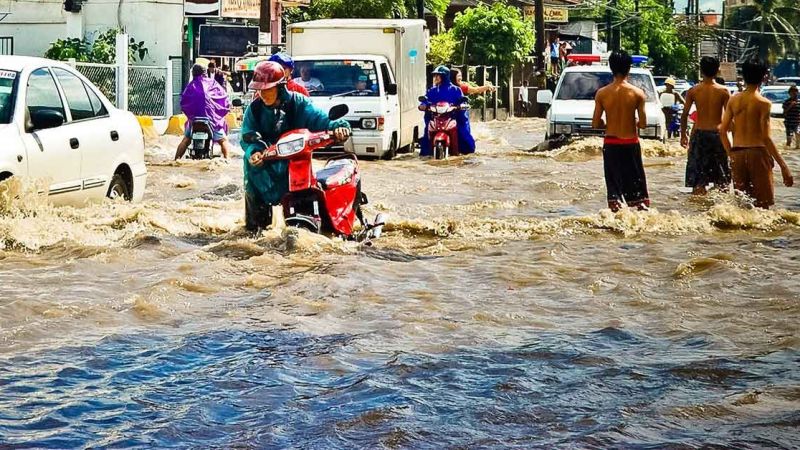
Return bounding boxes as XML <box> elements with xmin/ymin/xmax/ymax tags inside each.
<box><xmin>0</xmin><ymin>0</ymin><xmax>183</xmax><ymax>65</ymax></box>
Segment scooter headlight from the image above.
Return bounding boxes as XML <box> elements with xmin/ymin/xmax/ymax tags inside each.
<box><xmin>434</xmin><ymin>104</ymin><xmax>452</xmax><ymax>114</ymax></box>
<box><xmin>276</xmin><ymin>137</ymin><xmax>305</xmax><ymax>156</ymax></box>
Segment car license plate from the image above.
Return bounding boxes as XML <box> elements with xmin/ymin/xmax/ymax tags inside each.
<box><xmin>192</xmin><ymin>132</ymin><xmax>209</xmax><ymax>140</ymax></box>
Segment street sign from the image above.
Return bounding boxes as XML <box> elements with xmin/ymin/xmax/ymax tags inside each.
<box><xmin>544</xmin><ymin>7</ymin><xmax>568</xmax><ymax>23</ymax></box>
<box><xmin>523</xmin><ymin>5</ymin><xmax>534</xmax><ymax>22</ymax></box>
<box><xmin>221</xmin><ymin>0</ymin><xmax>259</xmax><ymax>18</ymax></box>
<box><xmin>720</xmin><ymin>62</ymin><xmax>736</xmax><ymax>81</ymax></box>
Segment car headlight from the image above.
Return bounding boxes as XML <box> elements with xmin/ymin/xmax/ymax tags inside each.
<box><xmin>640</xmin><ymin>126</ymin><xmax>657</xmax><ymax>137</ymax></box>
<box><xmin>554</xmin><ymin>124</ymin><xmax>572</xmax><ymax>134</ymax></box>
<box><xmin>361</xmin><ymin>118</ymin><xmax>377</xmax><ymax>129</ymax></box>
<box><xmin>276</xmin><ymin>137</ymin><xmax>305</xmax><ymax>156</ymax></box>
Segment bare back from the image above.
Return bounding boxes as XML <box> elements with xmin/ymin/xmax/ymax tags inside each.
<box><xmin>593</xmin><ymin>80</ymin><xmax>646</xmax><ymax>139</ymax></box>
<box><xmin>687</xmin><ymin>81</ymin><xmax>730</xmax><ymax>131</ymax></box>
<box><xmin>727</xmin><ymin>90</ymin><xmax>770</xmax><ymax>147</ymax></box>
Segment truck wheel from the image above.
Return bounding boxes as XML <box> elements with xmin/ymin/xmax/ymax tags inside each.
<box><xmin>382</xmin><ymin>135</ymin><xmax>397</xmax><ymax>160</ymax></box>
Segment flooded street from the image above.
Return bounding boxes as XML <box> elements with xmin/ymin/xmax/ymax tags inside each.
<box><xmin>1</xmin><ymin>118</ymin><xmax>799</xmax><ymax>448</ymax></box>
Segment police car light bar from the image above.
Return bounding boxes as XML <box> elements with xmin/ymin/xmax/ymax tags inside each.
<box><xmin>632</xmin><ymin>55</ymin><xmax>648</xmax><ymax>65</ymax></box>
<box><xmin>566</xmin><ymin>54</ymin><xmax>601</xmax><ymax>64</ymax></box>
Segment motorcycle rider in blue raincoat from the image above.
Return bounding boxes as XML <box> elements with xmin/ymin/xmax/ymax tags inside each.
<box><xmin>241</xmin><ymin>61</ymin><xmax>351</xmax><ymax>231</ymax></box>
<box><xmin>418</xmin><ymin>65</ymin><xmax>475</xmax><ymax>157</ymax></box>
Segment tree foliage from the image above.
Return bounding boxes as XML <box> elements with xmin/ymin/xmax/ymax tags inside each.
<box><xmin>284</xmin><ymin>0</ymin><xmax>449</xmax><ymax>23</ymax></box>
<box><xmin>450</xmin><ymin>1</ymin><xmax>535</xmax><ymax>71</ymax></box>
<box><xmin>45</xmin><ymin>29</ymin><xmax>149</xmax><ymax>63</ymax></box>
<box><xmin>428</xmin><ymin>31</ymin><xmax>457</xmax><ymax>66</ymax></box>
<box><xmin>725</xmin><ymin>0</ymin><xmax>799</xmax><ymax>62</ymax></box>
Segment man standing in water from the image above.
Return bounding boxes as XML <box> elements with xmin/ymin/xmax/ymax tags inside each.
<box><xmin>592</xmin><ymin>51</ymin><xmax>649</xmax><ymax>212</ymax></box>
<box><xmin>719</xmin><ymin>59</ymin><xmax>793</xmax><ymax>208</ymax></box>
<box><xmin>680</xmin><ymin>56</ymin><xmax>731</xmax><ymax>195</ymax></box>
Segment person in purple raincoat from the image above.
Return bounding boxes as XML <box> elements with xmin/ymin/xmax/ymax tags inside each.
<box><xmin>175</xmin><ymin>64</ymin><xmax>232</xmax><ymax>159</ymax></box>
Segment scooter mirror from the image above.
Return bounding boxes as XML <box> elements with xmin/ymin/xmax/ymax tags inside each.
<box><xmin>329</xmin><ymin>104</ymin><xmax>349</xmax><ymax>121</ymax></box>
<box><xmin>418</xmin><ymin>96</ymin><xmax>428</xmax><ymax>103</ymax></box>
<box><xmin>242</xmin><ymin>132</ymin><xmax>262</xmax><ymax>144</ymax></box>
<box><xmin>459</xmin><ymin>96</ymin><xmax>469</xmax><ymax>104</ymax></box>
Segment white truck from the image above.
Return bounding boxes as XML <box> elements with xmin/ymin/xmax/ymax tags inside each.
<box><xmin>286</xmin><ymin>19</ymin><xmax>427</xmax><ymax>159</ymax></box>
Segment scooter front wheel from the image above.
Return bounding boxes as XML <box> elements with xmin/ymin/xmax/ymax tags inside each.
<box><xmin>434</xmin><ymin>142</ymin><xmax>446</xmax><ymax>160</ymax></box>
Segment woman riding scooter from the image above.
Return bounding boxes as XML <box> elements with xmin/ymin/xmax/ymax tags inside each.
<box><xmin>418</xmin><ymin>65</ymin><xmax>475</xmax><ymax>157</ymax></box>
<box><xmin>241</xmin><ymin>61</ymin><xmax>351</xmax><ymax>231</ymax></box>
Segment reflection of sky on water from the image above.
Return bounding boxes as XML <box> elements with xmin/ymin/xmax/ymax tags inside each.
<box><xmin>1</xmin><ymin>328</ymin><xmax>797</xmax><ymax>448</ymax></box>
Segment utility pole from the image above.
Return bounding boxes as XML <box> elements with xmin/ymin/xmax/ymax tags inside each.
<box><xmin>605</xmin><ymin>0</ymin><xmax>612</xmax><ymax>51</ymax></box>
<box><xmin>417</xmin><ymin>0</ymin><xmax>424</xmax><ymax>19</ymax></box>
<box><xmin>612</xmin><ymin>0</ymin><xmax>620</xmax><ymax>51</ymax></box>
<box><xmin>634</xmin><ymin>0</ymin><xmax>640</xmax><ymax>54</ymax></box>
<box><xmin>720</xmin><ymin>0</ymin><xmax>726</xmax><ymax>61</ymax></box>
<box><xmin>535</xmin><ymin>0</ymin><xmax>545</xmax><ymax>73</ymax></box>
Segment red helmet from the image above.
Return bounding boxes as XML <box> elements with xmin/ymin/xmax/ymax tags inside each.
<box><xmin>249</xmin><ymin>61</ymin><xmax>286</xmax><ymax>90</ymax></box>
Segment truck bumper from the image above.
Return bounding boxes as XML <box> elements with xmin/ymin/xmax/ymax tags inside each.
<box><xmin>351</xmin><ymin>131</ymin><xmax>390</xmax><ymax>158</ymax></box>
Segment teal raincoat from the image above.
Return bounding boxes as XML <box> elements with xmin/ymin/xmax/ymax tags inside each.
<box><xmin>241</xmin><ymin>90</ymin><xmax>350</xmax><ymax>205</ymax></box>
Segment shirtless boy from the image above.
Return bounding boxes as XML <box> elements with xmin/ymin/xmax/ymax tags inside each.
<box><xmin>592</xmin><ymin>51</ymin><xmax>649</xmax><ymax>212</ymax></box>
<box><xmin>719</xmin><ymin>59</ymin><xmax>794</xmax><ymax>208</ymax></box>
<box><xmin>681</xmin><ymin>56</ymin><xmax>731</xmax><ymax>195</ymax></box>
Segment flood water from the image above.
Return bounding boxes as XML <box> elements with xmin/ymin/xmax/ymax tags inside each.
<box><xmin>1</xmin><ymin>119</ymin><xmax>799</xmax><ymax>448</ymax></box>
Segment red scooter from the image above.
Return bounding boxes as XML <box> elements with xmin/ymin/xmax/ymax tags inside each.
<box><xmin>419</xmin><ymin>95</ymin><xmax>469</xmax><ymax>159</ymax></box>
<box><xmin>242</xmin><ymin>105</ymin><xmax>386</xmax><ymax>241</ymax></box>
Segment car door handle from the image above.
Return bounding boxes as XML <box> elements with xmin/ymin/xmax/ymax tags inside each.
<box><xmin>70</xmin><ymin>138</ymin><xmax>79</xmax><ymax>149</ymax></box>
<box><xmin>110</xmin><ymin>130</ymin><xmax>119</xmax><ymax>141</ymax></box>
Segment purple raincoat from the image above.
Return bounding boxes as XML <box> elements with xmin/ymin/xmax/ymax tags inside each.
<box><xmin>180</xmin><ymin>75</ymin><xmax>230</xmax><ymax>134</ymax></box>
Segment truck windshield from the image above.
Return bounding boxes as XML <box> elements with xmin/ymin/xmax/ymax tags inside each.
<box><xmin>292</xmin><ymin>60</ymin><xmax>380</xmax><ymax>97</ymax></box>
<box><xmin>555</xmin><ymin>72</ymin><xmax>657</xmax><ymax>102</ymax></box>
<box><xmin>0</xmin><ymin>71</ymin><xmax>17</xmax><ymax>124</ymax></box>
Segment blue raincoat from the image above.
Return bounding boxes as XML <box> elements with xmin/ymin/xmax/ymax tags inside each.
<box><xmin>241</xmin><ymin>89</ymin><xmax>350</xmax><ymax>206</ymax></box>
<box><xmin>419</xmin><ymin>76</ymin><xmax>476</xmax><ymax>157</ymax></box>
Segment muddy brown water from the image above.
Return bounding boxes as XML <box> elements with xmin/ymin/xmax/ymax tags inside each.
<box><xmin>0</xmin><ymin>118</ymin><xmax>798</xmax><ymax>448</ymax></box>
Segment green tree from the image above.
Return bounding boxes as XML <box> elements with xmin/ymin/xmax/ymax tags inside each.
<box><xmin>726</xmin><ymin>0</ymin><xmax>799</xmax><ymax>62</ymax></box>
<box><xmin>284</xmin><ymin>0</ymin><xmax>449</xmax><ymax>23</ymax></box>
<box><xmin>428</xmin><ymin>31</ymin><xmax>457</xmax><ymax>66</ymax></box>
<box><xmin>45</xmin><ymin>29</ymin><xmax>149</xmax><ymax>63</ymax></box>
<box><xmin>451</xmin><ymin>1</ymin><xmax>535</xmax><ymax>71</ymax></box>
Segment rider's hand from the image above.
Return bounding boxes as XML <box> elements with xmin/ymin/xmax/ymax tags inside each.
<box><xmin>249</xmin><ymin>151</ymin><xmax>264</xmax><ymax>167</ymax></box>
<box><xmin>680</xmin><ymin>134</ymin><xmax>689</xmax><ymax>148</ymax></box>
<box><xmin>333</xmin><ymin>127</ymin><xmax>351</xmax><ymax>143</ymax></box>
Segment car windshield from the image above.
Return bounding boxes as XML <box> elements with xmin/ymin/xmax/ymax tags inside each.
<box><xmin>763</xmin><ymin>89</ymin><xmax>790</xmax><ymax>103</ymax></box>
<box><xmin>0</xmin><ymin>70</ymin><xmax>17</xmax><ymax>124</ymax></box>
<box><xmin>292</xmin><ymin>60</ymin><xmax>379</xmax><ymax>97</ymax></box>
<box><xmin>555</xmin><ymin>71</ymin><xmax>657</xmax><ymax>102</ymax></box>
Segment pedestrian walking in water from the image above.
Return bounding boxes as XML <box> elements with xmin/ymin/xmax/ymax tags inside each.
<box><xmin>783</xmin><ymin>85</ymin><xmax>800</xmax><ymax>148</ymax></box>
<box><xmin>719</xmin><ymin>58</ymin><xmax>793</xmax><ymax>208</ymax></box>
<box><xmin>592</xmin><ymin>51</ymin><xmax>650</xmax><ymax>212</ymax></box>
<box><xmin>681</xmin><ymin>56</ymin><xmax>732</xmax><ymax>195</ymax></box>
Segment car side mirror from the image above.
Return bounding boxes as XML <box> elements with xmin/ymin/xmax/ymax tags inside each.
<box><xmin>29</xmin><ymin>109</ymin><xmax>65</xmax><ymax>131</ymax></box>
<box><xmin>232</xmin><ymin>98</ymin><xmax>243</xmax><ymax>107</ymax></box>
<box><xmin>242</xmin><ymin>131</ymin><xmax>262</xmax><ymax>144</ymax></box>
<box><xmin>386</xmin><ymin>83</ymin><xmax>398</xmax><ymax>95</ymax></box>
<box><xmin>418</xmin><ymin>95</ymin><xmax>428</xmax><ymax>103</ymax></box>
<box><xmin>536</xmin><ymin>90</ymin><xmax>553</xmax><ymax>105</ymax></box>
<box><xmin>328</xmin><ymin>104</ymin><xmax>349</xmax><ymax>120</ymax></box>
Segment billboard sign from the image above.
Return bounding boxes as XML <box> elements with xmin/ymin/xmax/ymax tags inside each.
<box><xmin>184</xmin><ymin>0</ymin><xmax>220</xmax><ymax>17</ymax></box>
<box><xmin>198</xmin><ymin>24</ymin><xmax>260</xmax><ymax>57</ymax></box>
<box><xmin>221</xmin><ymin>0</ymin><xmax>259</xmax><ymax>18</ymax></box>
<box><xmin>544</xmin><ymin>7</ymin><xmax>568</xmax><ymax>23</ymax></box>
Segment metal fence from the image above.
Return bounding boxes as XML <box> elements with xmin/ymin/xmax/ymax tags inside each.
<box><xmin>74</xmin><ymin>62</ymin><xmax>117</xmax><ymax>105</ymax></box>
<box><xmin>72</xmin><ymin>61</ymin><xmax>171</xmax><ymax>117</ymax></box>
<box><xmin>128</xmin><ymin>65</ymin><xmax>167</xmax><ymax>117</ymax></box>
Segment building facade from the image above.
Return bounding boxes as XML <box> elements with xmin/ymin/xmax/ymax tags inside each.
<box><xmin>0</xmin><ymin>0</ymin><xmax>184</xmax><ymax>65</ymax></box>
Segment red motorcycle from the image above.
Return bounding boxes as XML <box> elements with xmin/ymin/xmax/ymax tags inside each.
<box><xmin>419</xmin><ymin>95</ymin><xmax>469</xmax><ymax>159</ymax></box>
<box><xmin>242</xmin><ymin>105</ymin><xmax>386</xmax><ymax>241</ymax></box>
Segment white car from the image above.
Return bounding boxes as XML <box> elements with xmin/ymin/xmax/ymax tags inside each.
<box><xmin>0</xmin><ymin>56</ymin><xmax>146</xmax><ymax>205</ymax></box>
<box><xmin>538</xmin><ymin>65</ymin><xmax>666</xmax><ymax>141</ymax></box>
<box><xmin>761</xmin><ymin>85</ymin><xmax>791</xmax><ymax>118</ymax></box>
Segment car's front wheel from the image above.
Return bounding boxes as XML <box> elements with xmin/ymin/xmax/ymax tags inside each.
<box><xmin>107</xmin><ymin>174</ymin><xmax>131</xmax><ymax>201</ymax></box>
